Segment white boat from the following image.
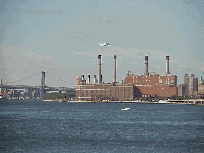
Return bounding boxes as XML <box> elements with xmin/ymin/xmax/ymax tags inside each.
<box><xmin>43</xmin><ymin>100</ymin><xmax>55</xmax><ymax>102</ymax></box>
<box><xmin>158</xmin><ymin>100</ymin><xmax>170</xmax><ymax>103</ymax></box>
<box><xmin>121</xmin><ymin>108</ymin><xmax>130</xmax><ymax>110</ymax></box>
<box><xmin>0</xmin><ymin>94</ymin><xmax>6</xmax><ymax>99</ymax></box>
<box><xmin>59</xmin><ymin>99</ymin><xmax>67</xmax><ymax>102</ymax></box>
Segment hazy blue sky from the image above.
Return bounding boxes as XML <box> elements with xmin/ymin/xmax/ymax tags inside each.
<box><xmin>0</xmin><ymin>0</ymin><xmax>204</xmax><ymax>87</ymax></box>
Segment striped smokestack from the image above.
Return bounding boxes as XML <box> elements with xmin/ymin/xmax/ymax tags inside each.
<box><xmin>81</xmin><ymin>74</ymin><xmax>85</xmax><ymax>80</ymax></box>
<box><xmin>144</xmin><ymin>55</ymin><xmax>148</xmax><ymax>76</ymax></box>
<box><xmin>94</xmin><ymin>75</ymin><xmax>96</xmax><ymax>84</ymax></box>
<box><xmin>98</xmin><ymin>55</ymin><xmax>102</xmax><ymax>84</ymax></box>
<box><xmin>87</xmin><ymin>75</ymin><xmax>90</xmax><ymax>84</ymax></box>
<box><xmin>113</xmin><ymin>55</ymin><xmax>116</xmax><ymax>83</ymax></box>
<box><xmin>166</xmin><ymin>56</ymin><xmax>170</xmax><ymax>74</ymax></box>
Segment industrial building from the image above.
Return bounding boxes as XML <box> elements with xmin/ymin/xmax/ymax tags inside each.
<box><xmin>76</xmin><ymin>55</ymin><xmax>178</xmax><ymax>101</ymax></box>
<box><xmin>76</xmin><ymin>55</ymin><xmax>135</xmax><ymax>101</ymax></box>
<box><xmin>76</xmin><ymin>79</ymin><xmax>135</xmax><ymax>101</ymax></box>
<box><xmin>124</xmin><ymin>56</ymin><xmax>177</xmax><ymax>98</ymax></box>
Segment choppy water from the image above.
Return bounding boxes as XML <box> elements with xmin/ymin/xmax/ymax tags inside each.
<box><xmin>0</xmin><ymin>100</ymin><xmax>204</xmax><ymax>153</ymax></box>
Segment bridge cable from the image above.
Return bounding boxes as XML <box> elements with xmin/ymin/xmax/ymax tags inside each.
<box><xmin>4</xmin><ymin>73</ymin><xmax>41</xmax><ymax>85</ymax></box>
<box><xmin>46</xmin><ymin>72</ymin><xmax>75</xmax><ymax>87</ymax></box>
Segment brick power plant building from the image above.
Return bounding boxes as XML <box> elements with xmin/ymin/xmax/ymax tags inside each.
<box><xmin>124</xmin><ymin>56</ymin><xmax>177</xmax><ymax>98</ymax></box>
<box><xmin>76</xmin><ymin>55</ymin><xmax>177</xmax><ymax>101</ymax></box>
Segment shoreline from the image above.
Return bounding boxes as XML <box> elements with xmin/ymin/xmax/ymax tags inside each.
<box><xmin>42</xmin><ymin>99</ymin><xmax>204</xmax><ymax>105</ymax></box>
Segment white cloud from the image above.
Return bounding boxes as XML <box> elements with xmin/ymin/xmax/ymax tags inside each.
<box><xmin>31</xmin><ymin>9</ymin><xmax>55</xmax><ymax>15</ymax></box>
<box><xmin>178</xmin><ymin>64</ymin><xmax>187</xmax><ymax>68</ymax></box>
<box><xmin>23</xmin><ymin>50</ymin><xmax>53</xmax><ymax>61</ymax></box>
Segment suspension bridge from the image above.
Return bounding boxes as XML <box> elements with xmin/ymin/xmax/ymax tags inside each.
<box><xmin>0</xmin><ymin>71</ymin><xmax>75</xmax><ymax>99</ymax></box>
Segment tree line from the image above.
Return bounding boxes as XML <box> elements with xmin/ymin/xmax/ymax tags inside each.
<box><xmin>43</xmin><ymin>92</ymin><xmax>76</xmax><ymax>100</ymax></box>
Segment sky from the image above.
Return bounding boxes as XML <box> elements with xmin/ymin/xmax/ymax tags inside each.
<box><xmin>0</xmin><ymin>0</ymin><xmax>204</xmax><ymax>88</ymax></box>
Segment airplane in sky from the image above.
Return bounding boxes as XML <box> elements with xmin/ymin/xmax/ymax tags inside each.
<box><xmin>99</xmin><ymin>42</ymin><xmax>111</xmax><ymax>46</ymax></box>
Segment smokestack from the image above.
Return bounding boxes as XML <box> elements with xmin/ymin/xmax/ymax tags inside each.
<box><xmin>94</xmin><ymin>75</ymin><xmax>96</xmax><ymax>84</ymax></box>
<box><xmin>41</xmin><ymin>71</ymin><xmax>45</xmax><ymax>89</ymax></box>
<box><xmin>87</xmin><ymin>75</ymin><xmax>90</xmax><ymax>84</ymax></box>
<box><xmin>41</xmin><ymin>71</ymin><xmax>46</xmax><ymax>99</ymax></box>
<box><xmin>144</xmin><ymin>55</ymin><xmax>148</xmax><ymax>76</ymax></box>
<box><xmin>113</xmin><ymin>55</ymin><xmax>116</xmax><ymax>83</ymax></box>
<box><xmin>98</xmin><ymin>55</ymin><xmax>102</xmax><ymax>84</ymax></box>
<box><xmin>166</xmin><ymin>56</ymin><xmax>170</xmax><ymax>74</ymax></box>
<box><xmin>81</xmin><ymin>74</ymin><xmax>85</xmax><ymax>80</ymax></box>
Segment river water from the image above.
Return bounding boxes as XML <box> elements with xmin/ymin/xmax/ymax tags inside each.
<box><xmin>0</xmin><ymin>99</ymin><xmax>204</xmax><ymax>152</ymax></box>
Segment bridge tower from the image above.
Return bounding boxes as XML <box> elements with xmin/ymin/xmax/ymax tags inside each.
<box><xmin>40</xmin><ymin>71</ymin><xmax>46</xmax><ymax>99</ymax></box>
<box><xmin>0</xmin><ymin>79</ymin><xmax>2</xmax><ymax>94</ymax></box>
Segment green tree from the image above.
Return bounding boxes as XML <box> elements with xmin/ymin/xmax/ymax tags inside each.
<box><xmin>43</xmin><ymin>92</ymin><xmax>76</xmax><ymax>100</ymax></box>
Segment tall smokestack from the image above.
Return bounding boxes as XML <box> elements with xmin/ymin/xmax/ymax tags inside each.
<box><xmin>41</xmin><ymin>71</ymin><xmax>46</xmax><ymax>99</ymax></box>
<box><xmin>88</xmin><ymin>75</ymin><xmax>90</xmax><ymax>84</ymax></box>
<box><xmin>113</xmin><ymin>55</ymin><xmax>116</xmax><ymax>83</ymax></box>
<box><xmin>41</xmin><ymin>71</ymin><xmax>45</xmax><ymax>89</ymax></box>
<box><xmin>144</xmin><ymin>55</ymin><xmax>148</xmax><ymax>76</ymax></box>
<box><xmin>166</xmin><ymin>56</ymin><xmax>170</xmax><ymax>74</ymax></box>
<box><xmin>98</xmin><ymin>55</ymin><xmax>102</xmax><ymax>84</ymax></box>
<box><xmin>94</xmin><ymin>75</ymin><xmax>96</xmax><ymax>84</ymax></box>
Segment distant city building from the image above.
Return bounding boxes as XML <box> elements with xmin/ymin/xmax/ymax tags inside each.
<box><xmin>177</xmin><ymin>84</ymin><xmax>187</xmax><ymax>96</ymax></box>
<box><xmin>183</xmin><ymin>73</ymin><xmax>198</xmax><ymax>96</ymax></box>
<box><xmin>199</xmin><ymin>77</ymin><xmax>204</xmax><ymax>85</ymax></box>
<box><xmin>198</xmin><ymin>77</ymin><xmax>204</xmax><ymax>96</ymax></box>
<box><xmin>184</xmin><ymin>74</ymin><xmax>189</xmax><ymax>96</ymax></box>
